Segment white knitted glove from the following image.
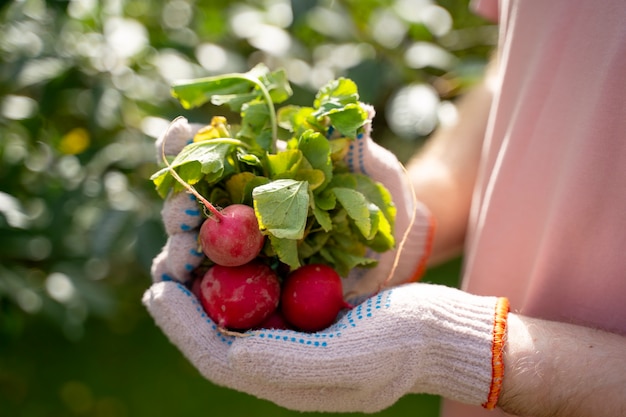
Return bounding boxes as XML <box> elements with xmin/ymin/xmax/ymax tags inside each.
<box><xmin>151</xmin><ymin>117</ymin><xmax>206</xmax><ymax>284</ymax></box>
<box><xmin>341</xmin><ymin>105</ymin><xmax>434</xmax><ymax>300</ymax></box>
<box><xmin>142</xmin><ymin>280</ymin><xmax>509</xmax><ymax>413</ymax></box>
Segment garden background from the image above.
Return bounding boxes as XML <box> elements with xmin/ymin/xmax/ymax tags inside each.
<box><xmin>0</xmin><ymin>0</ymin><xmax>495</xmax><ymax>415</ymax></box>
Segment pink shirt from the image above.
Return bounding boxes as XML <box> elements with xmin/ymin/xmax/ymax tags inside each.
<box><xmin>443</xmin><ymin>1</ymin><xmax>626</xmax><ymax>416</ymax></box>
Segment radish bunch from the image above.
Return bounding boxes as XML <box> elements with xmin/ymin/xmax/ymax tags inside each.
<box><xmin>153</xmin><ymin>65</ymin><xmax>396</xmax><ymax>332</ymax></box>
<box><xmin>190</xmin><ymin>204</ymin><xmax>350</xmax><ymax>331</ymax></box>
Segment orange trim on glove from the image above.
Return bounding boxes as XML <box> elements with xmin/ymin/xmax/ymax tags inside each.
<box><xmin>482</xmin><ymin>296</ymin><xmax>510</xmax><ymax>410</ymax></box>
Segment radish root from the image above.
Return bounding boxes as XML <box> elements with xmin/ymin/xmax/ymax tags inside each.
<box><xmin>217</xmin><ymin>326</ymin><xmax>252</xmax><ymax>338</ymax></box>
<box><xmin>378</xmin><ymin>161</ymin><xmax>419</xmax><ymax>292</ymax></box>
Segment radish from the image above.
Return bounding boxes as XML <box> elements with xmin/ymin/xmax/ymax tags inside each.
<box><xmin>198</xmin><ymin>260</ymin><xmax>280</xmax><ymax>330</ymax></box>
<box><xmin>191</xmin><ymin>276</ymin><xmax>202</xmax><ymax>300</ymax></box>
<box><xmin>199</xmin><ymin>204</ymin><xmax>265</xmax><ymax>267</ymax></box>
<box><xmin>281</xmin><ymin>264</ymin><xmax>352</xmax><ymax>332</ymax></box>
<box><xmin>254</xmin><ymin>309</ymin><xmax>291</xmax><ymax>330</ymax></box>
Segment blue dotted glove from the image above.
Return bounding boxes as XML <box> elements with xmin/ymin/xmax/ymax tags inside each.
<box><xmin>143</xmin><ymin>280</ymin><xmax>508</xmax><ymax>413</ymax></box>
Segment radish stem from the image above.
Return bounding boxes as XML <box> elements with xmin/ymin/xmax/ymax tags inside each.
<box><xmin>235</xmin><ymin>74</ymin><xmax>278</xmax><ymax>153</ymax></box>
<box><xmin>160</xmin><ymin>120</ymin><xmax>224</xmax><ymax>221</ymax></box>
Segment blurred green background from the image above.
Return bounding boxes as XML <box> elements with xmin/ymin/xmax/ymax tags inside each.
<box><xmin>0</xmin><ymin>0</ymin><xmax>495</xmax><ymax>415</ymax></box>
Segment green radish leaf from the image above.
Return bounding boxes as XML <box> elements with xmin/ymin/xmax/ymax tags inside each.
<box><xmin>282</xmin><ymin>169</ymin><xmax>325</xmax><ymax>191</ymax></box>
<box><xmin>314</xmin><ymin>78</ymin><xmax>360</xmax><ymax>110</ymax></box>
<box><xmin>171</xmin><ymin>77</ymin><xmax>252</xmax><ymax>110</ymax></box>
<box><xmin>367</xmin><ymin>204</ymin><xmax>393</xmax><ymax>251</ymax></box>
<box><xmin>171</xmin><ymin>64</ymin><xmax>290</xmax><ymax>111</ymax></box>
<box><xmin>266</xmin><ymin>149</ymin><xmax>302</xmax><ymax>178</ymax></box>
<box><xmin>240</xmin><ymin>99</ymin><xmax>270</xmax><ymax>127</ymax></box>
<box><xmin>332</xmin><ymin>187</ymin><xmax>371</xmax><ymax>238</ymax></box>
<box><xmin>354</xmin><ymin>174</ymin><xmax>396</xmax><ymax>227</ymax></box>
<box><xmin>328</xmin><ymin>137</ymin><xmax>353</xmax><ymax>162</ymax></box>
<box><xmin>241</xmin><ymin>176</ymin><xmax>270</xmax><ymax>206</ymax></box>
<box><xmin>255</xmin><ymin>67</ymin><xmax>292</xmax><ymax>104</ymax></box>
<box><xmin>237</xmin><ymin>150</ymin><xmax>263</xmax><ymax>170</ymax></box>
<box><xmin>309</xmin><ymin>185</ymin><xmax>333</xmax><ymax>231</ymax></box>
<box><xmin>315</xmin><ymin>188</ymin><xmax>336</xmax><ymax>211</ymax></box>
<box><xmin>278</xmin><ymin>105</ymin><xmax>327</xmax><ymax>138</ymax></box>
<box><xmin>312</xmin><ymin>204</ymin><xmax>333</xmax><ymax>232</ymax></box>
<box><xmin>328</xmin><ymin>172</ymin><xmax>357</xmax><ymax>189</ymax></box>
<box><xmin>225</xmin><ymin>172</ymin><xmax>259</xmax><ymax>204</ymax></box>
<box><xmin>299</xmin><ymin>232</ymin><xmax>331</xmax><ymax>259</ymax></box>
<box><xmin>238</xmin><ymin>99</ymin><xmax>273</xmax><ymax>151</ymax></box>
<box><xmin>311</xmin><ymin>78</ymin><xmax>368</xmax><ymax>137</ymax></box>
<box><xmin>277</xmin><ymin>105</ymin><xmax>314</xmax><ymax>132</ymax></box>
<box><xmin>331</xmin><ymin>212</ymin><xmax>367</xmax><ymax>252</ymax></box>
<box><xmin>269</xmin><ymin>235</ymin><xmax>300</xmax><ymax>270</ymax></box>
<box><xmin>319</xmin><ymin>246</ymin><xmax>377</xmax><ymax>278</ymax></box>
<box><xmin>208</xmin><ymin>187</ymin><xmax>231</xmax><ymax>209</ymax></box>
<box><xmin>325</xmin><ymin>103</ymin><xmax>369</xmax><ymax>138</ymax></box>
<box><xmin>298</xmin><ymin>130</ymin><xmax>333</xmax><ymax>188</ymax></box>
<box><xmin>367</xmin><ymin>223</ymin><xmax>395</xmax><ymax>252</ymax></box>
<box><xmin>151</xmin><ymin>141</ymin><xmax>236</xmax><ymax>198</ymax></box>
<box><xmin>253</xmin><ymin>179</ymin><xmax>309</xmax><ymax>240</ymax></box>
<box><xmin>209</xmin><ymin>92</ymin><xmax>257</xmax><ymax>112</ymax></box>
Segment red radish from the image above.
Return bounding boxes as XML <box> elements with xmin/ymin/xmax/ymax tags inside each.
<box><xmin>199</xmin><ymin>204</ymin><xmax>265</xmax><ymax>267</ymax></box>
<box><xmin>254</xmin><ymin>309</ymin><xmax>291</xmax><ymax>330</ymax></box>
<box><xmin>191</xmin><ymin>276</ymin><xmax>202</xmax><ymax>299</ymax></box>
<box><xmin>198</xmin><ymin>260</ymin><xmax>280</xmax><ymax>330</ymax></box>
<box><xmin>281</xmin><ymin>264</ymin><xmax>352</xmax><ymax>332</ymax></box>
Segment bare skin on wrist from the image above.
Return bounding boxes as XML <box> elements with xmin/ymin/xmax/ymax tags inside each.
<box><xmin>499</xmin><ymin>313</ymin><xmax>626</xmax><ymax>417</ymax></box>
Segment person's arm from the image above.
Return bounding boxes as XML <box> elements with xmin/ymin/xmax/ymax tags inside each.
<box><xmin>406</xmin><ymin>60</ymin><xmax>497</xmax><ymax>265</ymax></box>
<box><xmin>406</xmin><ymin>57</ymin><xmax>626</xmax><ymax>416</ymax></box>
<box><xmin>500</xmin><ymin>313</ymin><xmax>626</xmax><ymax>417</ymax></box>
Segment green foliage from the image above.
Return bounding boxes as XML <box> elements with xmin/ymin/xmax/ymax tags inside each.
<box><xmin>0</xmin><ymin>0</ymin><xmax>492</xmax><ymax>415</ymax></box>
<box><xmin>156</xmin><ymin>70</ymin><xmax>392</xmax><ymax>274</ymax></box>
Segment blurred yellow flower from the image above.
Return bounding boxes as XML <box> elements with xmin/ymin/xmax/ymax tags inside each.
<box><xmin>194</xmin><ymin>116</ymin><xmax>230</xmax><ymax>142</ymax></box>
<box><xmin>59</xmin><ymin>128</ymin><xmax>90</xmax><ymax>155</ymax></box>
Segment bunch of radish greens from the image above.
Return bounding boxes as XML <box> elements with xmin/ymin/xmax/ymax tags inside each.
<box><xmin>151</xmin><ymin>64</ymin><xmax>396</xmax><ymax>332</ymax></box>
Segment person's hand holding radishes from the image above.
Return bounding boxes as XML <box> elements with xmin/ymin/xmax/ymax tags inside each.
<box><xmin>143</xmin><ymin>66</ymin><xmax>473</xmax><ymax>413</ymax></box>
<box><xmin>143</xmin><ymin>279</ymin><xmax>510</xmax><ymax>413</ymax></box>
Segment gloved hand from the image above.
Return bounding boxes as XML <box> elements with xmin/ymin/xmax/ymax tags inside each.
<box><xmin>341</xmin><ymin>105</ymin><xmax>434</xmax><ymax>300</ymax></box>
<box><xmin>143</xmin><ymin>280</ymin><xmax>509</xmax><ymax>413</ymax></box>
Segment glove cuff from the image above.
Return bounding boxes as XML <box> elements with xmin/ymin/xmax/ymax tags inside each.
<box><xmin>412</xmin><ymin>292</ymin><xmax>510</xmax><ymax>408</ymax></box>
<box><xmin>483</xmin><ymin>296</ymin><xmax>509</xmax><ymax>409</ymax></box>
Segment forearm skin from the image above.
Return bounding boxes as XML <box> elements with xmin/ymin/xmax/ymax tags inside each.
<box><xmin>499</xmin><ymin>313</ymin><xmax>626</xmax><ymax>417</ymax></box>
